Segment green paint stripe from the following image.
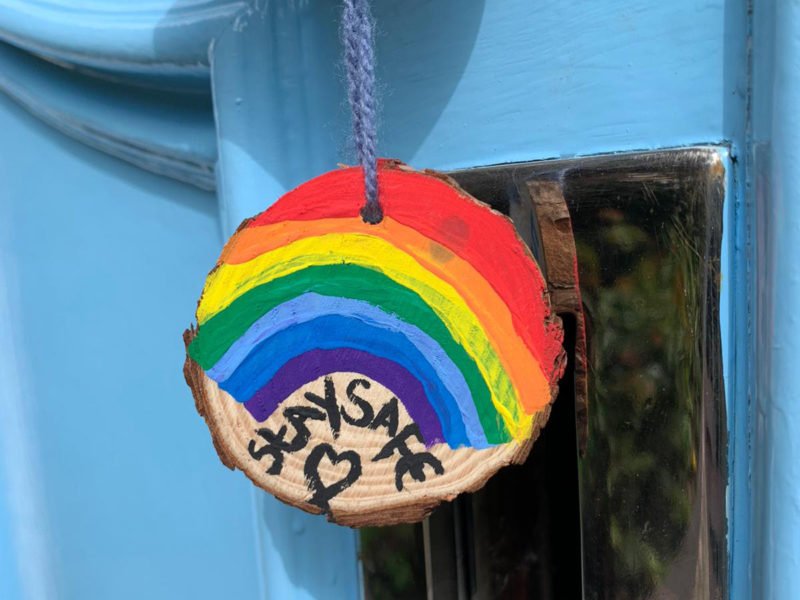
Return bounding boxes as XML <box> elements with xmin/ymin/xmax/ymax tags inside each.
<box><xmin>189</xmin><ymin>264</ymin><xmax>510</xmax><ymax>443</ymax></box>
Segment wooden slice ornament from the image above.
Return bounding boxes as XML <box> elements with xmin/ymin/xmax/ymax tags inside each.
<box><xmin>184</xmin><ymin>161</ymin><xmax>566</xmax><ymax>526</ymax></box>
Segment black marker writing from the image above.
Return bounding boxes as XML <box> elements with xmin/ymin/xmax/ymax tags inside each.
<box><xmin>248</xmin><ymin>405</ymin><xmax>326</xmax><ymax>474</ymax></box>
<box><xmin>304</xmin><ymin>443</ymin><xmax>362</xmax><ymax>512</ymax></box>
<box><xmin>369</xmin><ymin>396</ymin><xmax>399</xmax><ymax>438</ymax></box>
<box><xmin>304</xmin><ymin>376</ymin><xmax>341</xmax><ymax>438</ymax></box>
<box><xmin>249</xmin><ymin>377</ymin><xmax>445</xmax><ymax>507</ymax></box>
<box><xmin>373</xmin><ymin>423</ymin><xmax>444</xmax><ymax>491</ymax></box>
<box><xmin>340</xmin><ymin>378</ymin><xmax>375</xmax><ymax>427</ymax></box>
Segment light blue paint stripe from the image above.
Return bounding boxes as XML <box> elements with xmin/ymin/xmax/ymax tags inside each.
<box><xmin>209</xmin><ymin>292</ymin><xmax>488</xmax><ymax>447</ymax></box>
<box><xmin>220</xmin><ymin>313</ymin><xmax>472</xmax><ymax>446</ymax></box>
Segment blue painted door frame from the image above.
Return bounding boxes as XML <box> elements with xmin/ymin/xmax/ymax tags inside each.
<box><xmin>0</xmin><ymin>0</ymin><xmax>795</xmax><ymax>598</ymax></box>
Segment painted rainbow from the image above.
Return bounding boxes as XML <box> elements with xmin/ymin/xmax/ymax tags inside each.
<box><xmin>188</xmin><ymin>164</ymin><xmax>564</xmax><ymax>449</ymax></box>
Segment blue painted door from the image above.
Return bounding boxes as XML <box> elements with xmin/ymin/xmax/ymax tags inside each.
<box><xmin>0</xmin><ymin>1</ymin><xmax>795</xmax><ymax>598</ymax></box>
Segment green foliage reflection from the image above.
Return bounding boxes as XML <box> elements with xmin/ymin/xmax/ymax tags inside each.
<box><xmin>576</xmin><ymin>200</ymin><xmax>702</xmax><ymax>598</ymax></box>
<box><xmin>360</xmin><ymin>524</ymin><xmax>426</xmax><ymax>600</ymax></box>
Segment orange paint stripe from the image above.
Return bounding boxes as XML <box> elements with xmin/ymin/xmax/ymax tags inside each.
<box><xmin>246</xmin><ymin>166</ymin><xmax>564</xmax><ymax>387</ymax></box>
<box><xmin>221</xmin><ymin>217</ymin><xmax>552</xmax><ymax>413</ymax></box>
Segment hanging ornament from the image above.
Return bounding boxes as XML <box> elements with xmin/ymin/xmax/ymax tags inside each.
<box><xmin>183</xmin><ymin>0</ymin><xmax>565</xmax><ymax>527</ymax></box>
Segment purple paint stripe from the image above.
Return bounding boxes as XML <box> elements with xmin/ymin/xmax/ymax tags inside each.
<box><xmin>208</xmin><ymin>292</ymin><xmax>486</xmax><ymax>446</ymax></box>
<box><xmin>244</xmin><ymin>348</ymin><xmax>445</xmax><ymax>446</ymax></box>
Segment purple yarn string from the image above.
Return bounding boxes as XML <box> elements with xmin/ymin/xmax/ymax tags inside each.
<box><xmin>342</xmin><ymin>0</ymin><xmax>382</xmax><ymax>224</ymax></box>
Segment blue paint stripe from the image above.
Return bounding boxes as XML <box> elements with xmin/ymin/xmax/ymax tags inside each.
<box><xmin>208</xmin><ymin>292</ymin><xmax>488</xmax><ymax>446</ymax></box>
<box><xmin>220</xmin><ymin>313</ymin><xmax>473</xmax><ymax>447</ymax></box>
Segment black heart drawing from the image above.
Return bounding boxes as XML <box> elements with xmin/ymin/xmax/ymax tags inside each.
<box><xmin>304</xmin><ymin>443</ymin><xmax>362</xmax><ymax>512</ymax></box>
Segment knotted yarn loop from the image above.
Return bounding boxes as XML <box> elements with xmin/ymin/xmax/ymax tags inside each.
<box><xmin>342</xmin><ymin>0</ymin><xmax>382</xmax><ymax>224</ymax></box>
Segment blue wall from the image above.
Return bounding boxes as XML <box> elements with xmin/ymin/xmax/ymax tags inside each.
<box><xmin>0</xmin><ymin>91</ymin><xmax>261</xmax><ymax>599</ymax></box>
<box><xmin>211</xmin><ymin>2</ymin><xmax>750</xmax><ymax>598</ymax></box>
<box><xmin>751</xmin><ymin>1</ymin><xmax>800</xmax><ymax>598</ymax></box>
<box><xmin>0</xmin><ymin>0</ymin><xmax>767</xmax><ymax>598</ymax></box>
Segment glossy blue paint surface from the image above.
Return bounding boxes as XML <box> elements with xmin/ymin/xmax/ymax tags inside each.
<box><xmin>0</xmin><ymin>42</ymin><xmax>216</xmax><ymax>189</ymax></box>
<box><xmin>212</xmin><ymin>0</ymin><xmax>745</xmax><ymax>215</ymax></box>
<box><xmin>723</xmin><ymin>144</ymin><xmax>752</xmax><ymax>600</ymax></box>
<box><xmin>0</xmin><ymin>456</ymin><xmax>23</xmax><ymax>599</ymax></box>
<box><xmin>0</xmin><ymin>92</ymin><xmax>261</xmax><ymax>599</ymax></box>
<box><xmin>211</xmin><ymin>4</ymin><xmax>749</xmax><ymax>596</ymax></box>
<box><xmin>751</xmin><ymin>1</ymin><xmax>800</xmax><ymax>598</ymax></box>
<box><xmin>0</xmin><ymin>0</ymin><xmax>241</xmax><ymax>76</ymax></box>
<box><xmin>0</xmin><ymin>0</ymin><xmax>763</xmax><ymax>598</ymax></box>
<box><xmin>210</xmin><ymin>11</ymin><xmax>362</xmax><ymax>599</ymax></box>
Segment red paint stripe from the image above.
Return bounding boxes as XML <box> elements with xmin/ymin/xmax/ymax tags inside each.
<box><xmin>247</xmin><ymin>164</ymin><xmax>564</xmax><ymax>385</ymax></box>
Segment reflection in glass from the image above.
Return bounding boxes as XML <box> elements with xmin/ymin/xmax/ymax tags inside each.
<box><xmin>359</xmin><ymin>149</ymin><xmax>727</xmax><ymax>600</ymax></box>
<box><xmin>551</xmin><ymin>151</ymin><xmax>726</xmax><ymax>600</ymax></box>
<box><xmin>360</xmin><ymin>523</ymin><xmax>426</xmax><ymax>600</ymax></box>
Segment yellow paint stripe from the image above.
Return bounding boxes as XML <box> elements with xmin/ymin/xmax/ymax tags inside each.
<box><xmin>222</xmin><ymin>217</ymin><xmax>552</xmax><ymax>414</ymax></box>
<box><xmin>198</xmin><ymin>234</ymin><xmax>536</xmax><ymax>438</ymax></box>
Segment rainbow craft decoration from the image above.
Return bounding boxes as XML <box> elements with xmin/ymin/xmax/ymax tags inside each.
<box><xmin>187</xmin><ymin>163</ymin><xmax>564</xmax><ymax>450</ymax></box>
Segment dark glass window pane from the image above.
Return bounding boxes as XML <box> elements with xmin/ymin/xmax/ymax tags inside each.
<box><xmin>360</xmin><ymin>524</ymin><xmax>427</xmax><ymax>600</ymax></box>
<box><xmin>359</xmin><ymin>148</ymin><xmax>726</xmax><ymax>600</ymax></box>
